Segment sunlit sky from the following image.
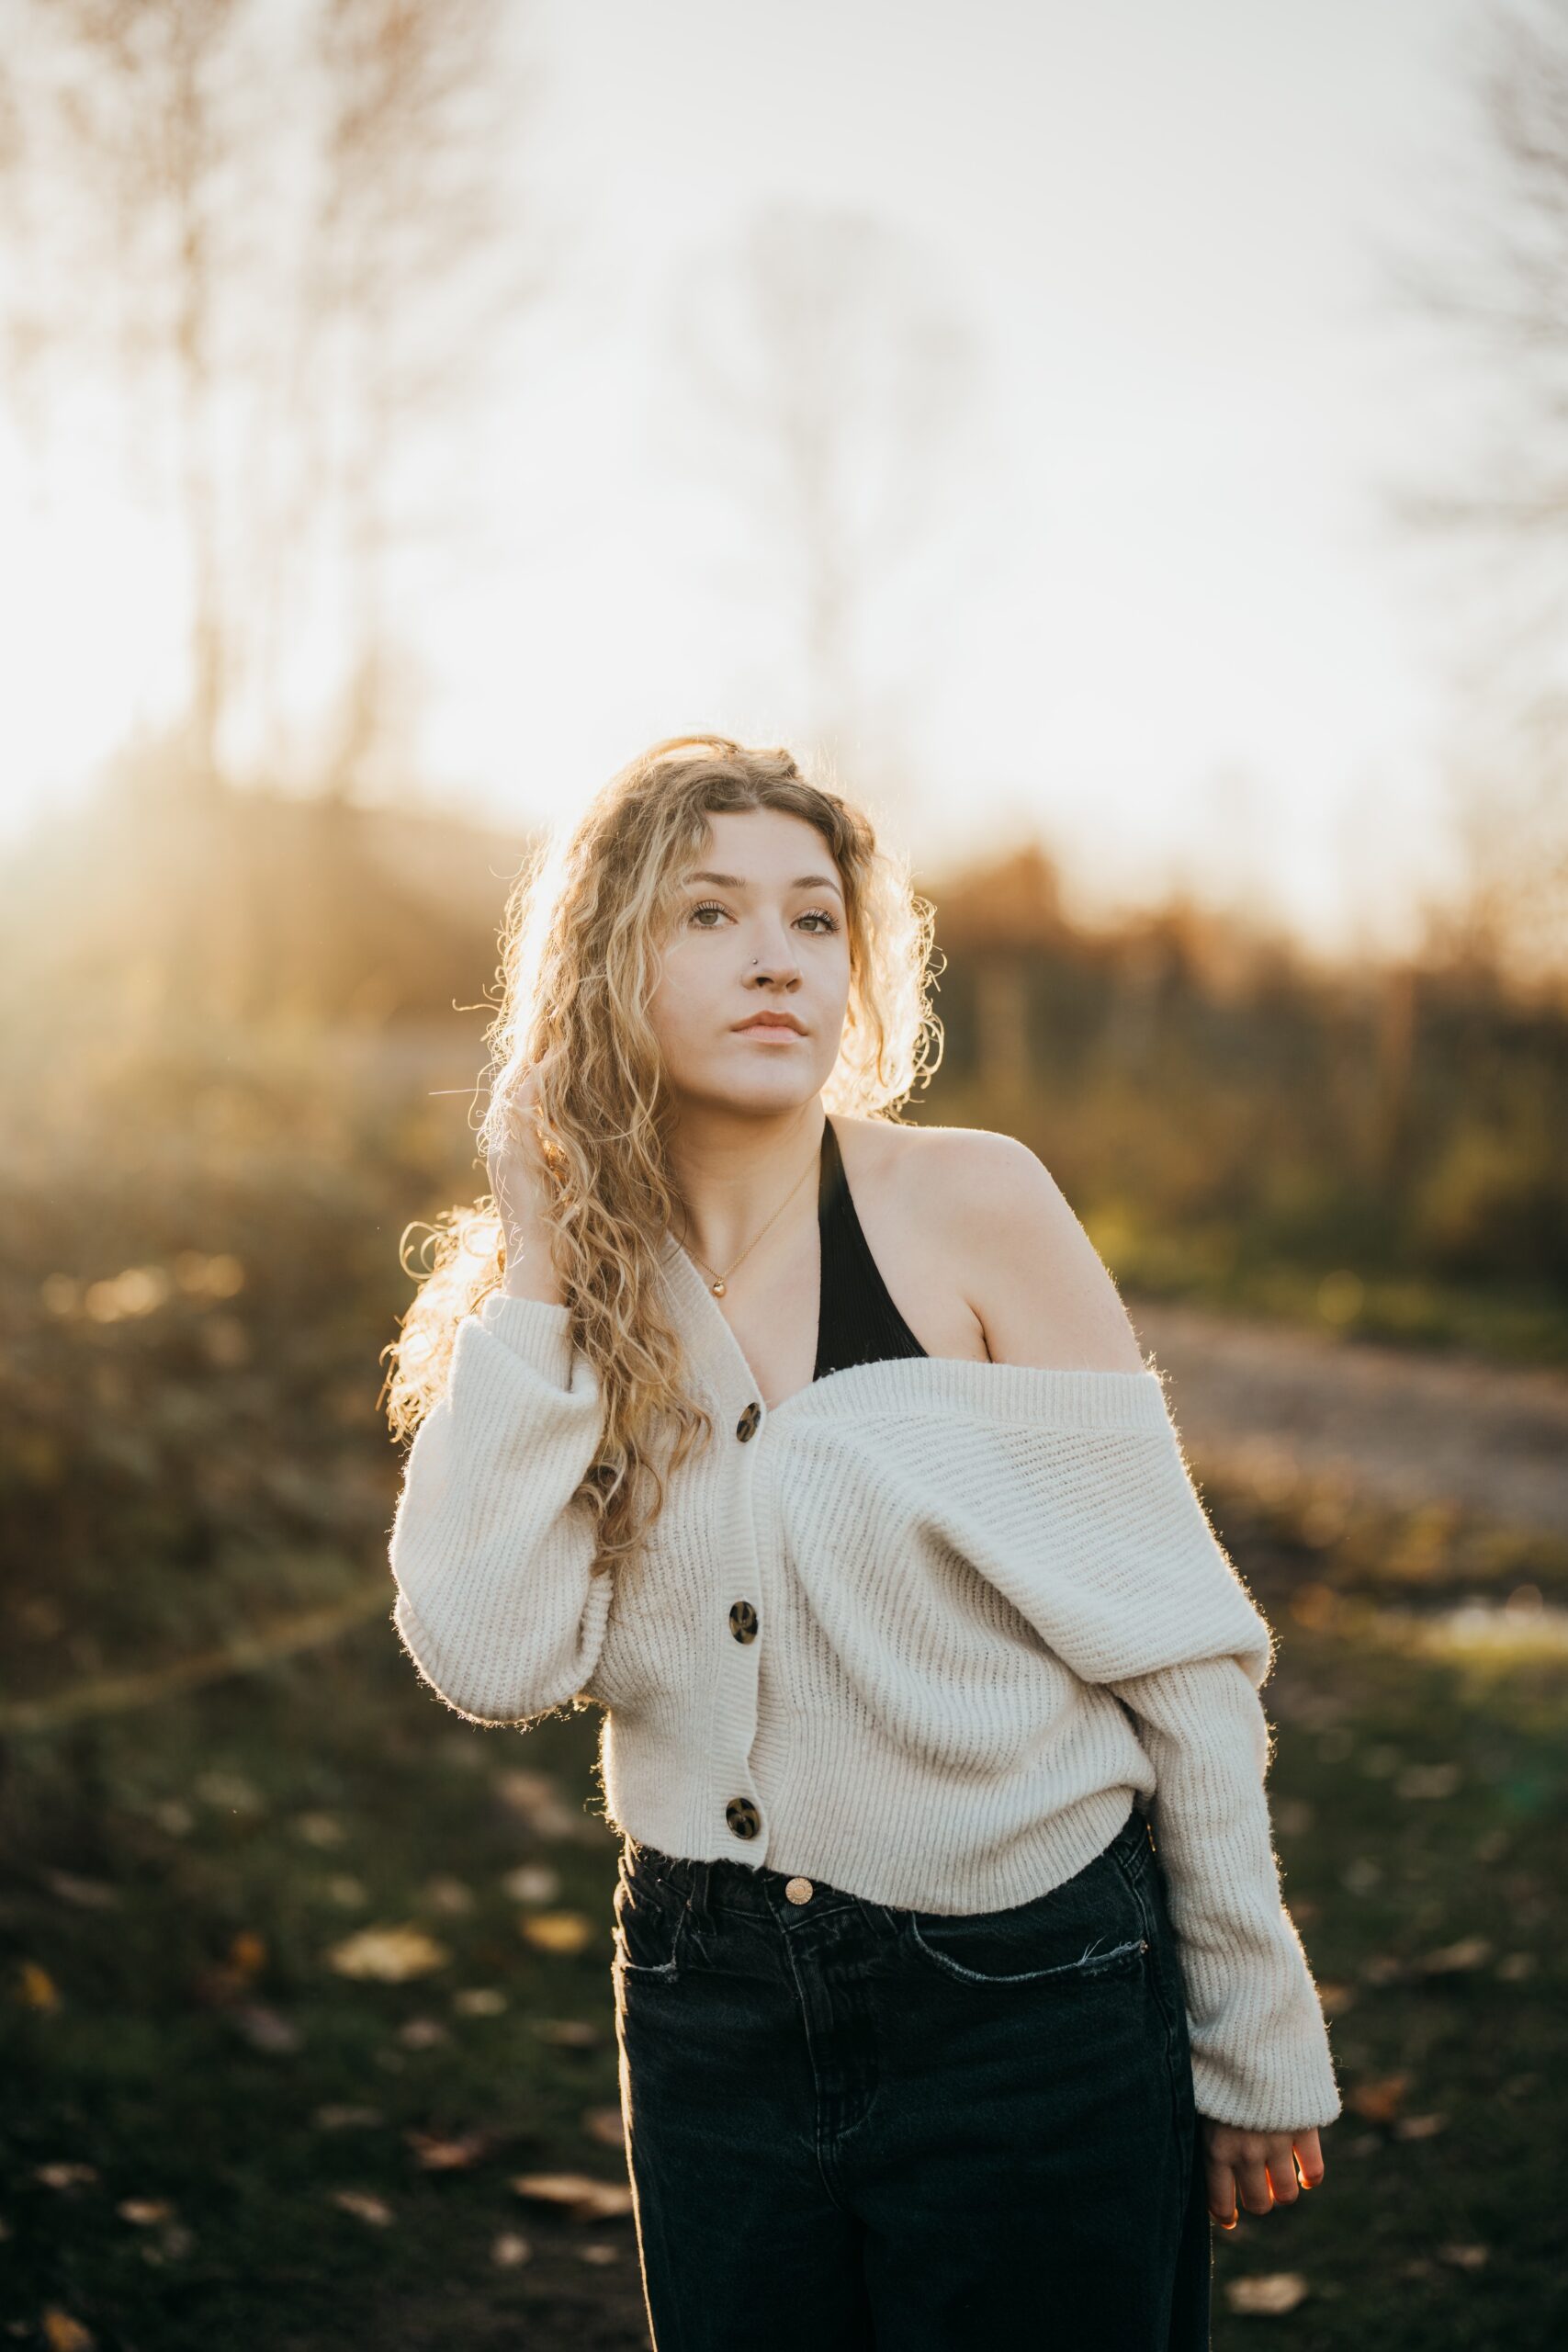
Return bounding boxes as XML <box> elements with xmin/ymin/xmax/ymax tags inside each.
<box><xmin>0</xmin><ymin>0</ymin><xmax>1506</xmax><ymax>956</ymax></box>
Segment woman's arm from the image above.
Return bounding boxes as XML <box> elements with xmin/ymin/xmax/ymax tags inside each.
<box><xmin>952</xmin><ymin>1131</ymin><xmax>1342</xmax><ymax>2133</ymax></box>
<box><xmin>1104</xmin><ymin>1654</ymin><xmax>1342</xmax><ymax>2132</ymax></box>
<box><xmin>388</xmin><ymin>1083</ymin><xmax>611</xmax><ymax>1725</ymax></box>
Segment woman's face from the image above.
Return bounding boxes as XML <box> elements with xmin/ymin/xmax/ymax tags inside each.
<box><xmin>647</xmin><ymin>807</ymin><xmax>851</xmax><ymax>1118</ymax></box>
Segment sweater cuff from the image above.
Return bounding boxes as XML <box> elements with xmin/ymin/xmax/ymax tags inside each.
<box><xmin>477</xmin><ymin>1288</ymin><xmax>575</xmax><ymax>1387</ymax></box>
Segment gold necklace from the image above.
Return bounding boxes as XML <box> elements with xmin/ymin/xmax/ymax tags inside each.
<box><xmin>675</xmin><ymin>1131</ymin><xmax>820</xmax><ymax>1296</ymax></box>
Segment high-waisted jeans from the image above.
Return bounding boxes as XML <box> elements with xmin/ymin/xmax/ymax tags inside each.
<box><xmin>611</xmin><ymin>1801</ymin><xmax>1212</xmax><ymax>2350</ymax></box>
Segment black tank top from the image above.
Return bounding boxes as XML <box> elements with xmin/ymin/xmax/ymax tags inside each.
<box><xmin>813</xmin><ymin>1116</ymin><xmax>929</xmax><ymax>1381</ymax></box>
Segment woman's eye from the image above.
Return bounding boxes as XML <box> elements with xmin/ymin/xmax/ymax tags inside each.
<box><xmin>687</xmin><ymin>902</ymin><xmax>839</xmax><ymax>934</ymax></box>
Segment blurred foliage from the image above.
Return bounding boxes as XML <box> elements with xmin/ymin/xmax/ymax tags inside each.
<box><xmin>0</xmin><ymin>995</ymin><xmax>478</xmax><ymax>1705</ymax></box>
<box><xmin>929</xmin><ymin>851</ymin><xmax>1568</xmax><ymax>1352</ymax></box>
<box><xmin>1</xmin><ymin>784</ymin><xmax>1564</xmax><ymax>1710</ymax></box>
<box><xmin>3</xmin><ymin>786</ymin><xmax>1564</xmax><ymax>1345</ymax></box>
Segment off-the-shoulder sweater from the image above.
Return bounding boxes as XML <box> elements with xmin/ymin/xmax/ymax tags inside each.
<box><xmin>388</xmin><ymin>1230</ymin><xmax>1342</xmax><ymax>2133</ymax></box>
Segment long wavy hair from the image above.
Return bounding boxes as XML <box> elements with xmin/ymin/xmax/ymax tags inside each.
<box><xmin>379</xmin><ymin>732</ymin><xmax>943</xmax><ymax>1579</ymax></box>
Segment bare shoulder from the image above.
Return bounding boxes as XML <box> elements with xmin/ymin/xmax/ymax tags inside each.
<box><xmin>863</xmin><ymin>1121</ymin><xmax>1147</xmax><ymax>1374</ymax></box>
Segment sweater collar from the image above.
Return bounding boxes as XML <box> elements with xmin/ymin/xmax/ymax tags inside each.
<box><xmin>655</xmin><ymin>1227</ymin><xmax>1170</xmax><ymax>1436</ymax></box>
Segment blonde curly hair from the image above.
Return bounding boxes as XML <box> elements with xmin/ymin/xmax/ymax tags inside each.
<box><xmin>379</xmin><ymin>732</ymin><xmax>943</xmax><ymax>1579</ymax></box>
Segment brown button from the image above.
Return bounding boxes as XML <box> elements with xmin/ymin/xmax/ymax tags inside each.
<box><xmin>784</xmin><ymin>1876</ymin><xmax>814</xmax><ymax>1905</ymax></box>
<box><xmin>725</xmin><ymin>1796</ymin><xmax>761</xmax><ymax>1840</ymax></box>
<box><xmin>728</xmin><ymin>1600</ymin><xmax>759</xmax><ymax>1644</ymax></box>
<box><xmin>736</xmin><ymin>1401</ymin><xmax>761</xmax><ymax>1442</ymax></box>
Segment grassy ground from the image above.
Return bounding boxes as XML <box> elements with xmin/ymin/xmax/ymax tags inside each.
<box><xmin>2</xmin><ymin>1476</ymin><xmax>1565</xmax><ymax>2351</ymax></box>
<box><xmin>5</xmin><ymin>1012</ymin><xmax>1564</xmax><ymax>2343</ymax></box>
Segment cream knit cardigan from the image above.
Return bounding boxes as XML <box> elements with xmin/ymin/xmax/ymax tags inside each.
<box><xmin>389</xmin><ymin>1230</ymin><xmax>1342</xmax><ymax>2134</ymax></box>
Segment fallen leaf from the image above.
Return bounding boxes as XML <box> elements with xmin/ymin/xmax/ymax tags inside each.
<box><xmin>330</xmin><ymin>2188</ymin><xmax>393</xmax><ymax>2227</ymax></box>
<box><xmin>532</xmin><ymin>2018</ymin><xmax>599</xmax><ymax>2047</ymax></box>
<box><xmin>16</xmin><ymin>1961</ymin><xmax>61</xmax><ymax>2011</ymax></box>
<box><xmin>501</xmin><ymin>1863</ymin><xmax>560</xmax><ymax>1904</ymax></box>
<box><xmin>579</xmin><ymin>2242</ymin><xmax>620</xmax><ymax>2265</ymax></box>
<box><xmin>421</xmin><ymin>1875</ymin><xmax>475</xmax><ymax>1916</ymax></box>
<box><xmin>453</xmin><ymin>1987</ymin><xmax>508</xmax><ymax>2018</ymax></box>
<box><xmin>1393</xmin><ymin>2112</ymin><xmax>1448</xmax><ymax>2140</ymax></box>
<box><xmin>1438</xmin><ymin>2243</ymin><xmax>1489</xmax><ymax>2269</ymax></box>
<box><xmin>1417</xmin><ymin>1937</ymin><xmax>1493</xmax><ymax>1974</ymax></box>
<box><xmin>581</xmin><ymin>2105</ymin><xmax>625</xmax><ymax>2149</ymax></box>
<box><xmin>1348</xmin><ymin>2074</ymin><xmax>1412</xmax><ymax>2124</ymax></box>
<box><xmin>117</xmin><ymin>2199</ymin><xmax>175</xmax><ymax>2226</ymax></box>
<box><xmin>40</xmin><ymin>2312</ymin><xmax>96</xmax><ymax>2351</ymax></box>
<box><xmin>232</xmin><ymin>2003</ymin><xmax>303</xmax><ymax>2054</ymax></box>
<box><xmin>510</xmin><ymin>2171</ymin><xmax>634</xmax><ymax>2221</ymax></box>
<box><xmin>492</xmin><ymin>1770</ymin><xmax>581</xmax><ymax>1838</ymax></box>
<box><xmin>294</xmin><ymin>1812</ymin><xmax>347</xmax><ymax>1849</ymax></box>
<box><xmin>518</xmin><ymin>1910</ymin><xmax>594</xmax><ymax>1955</ymax></box>
<box><xmin>396</xmin><ymin>2017</ymin><xmax>451</xmax><ymax>2050</ymax></box>
<box><xmin>491</xmin><ymin>2232</ymin><xmax>533</xmax><ymax>2267</ymax></box>
<box><xmin>35</xmin><ymin>2162</ymin><xmax>99</xmax><ymax>2189</ymax></box>
<box><xmin>1225</xmin><ymin>2273</ymin><xmax>1310</xmax><ymax>2316</ymax></box>
<box><xmin>325</xmin><ymin>1925</ymin><xmax>451</xmax><ymax>1982</ymax></box>
<box><xmin>404</xmin><ymin>2127</ymin><xmax>493</xmax><ymax>2172</ymax></box>
<box><xmin>41</xmin><ymin>1871</ymin><xmax>120</xmax><ymax>1911</ymax></box>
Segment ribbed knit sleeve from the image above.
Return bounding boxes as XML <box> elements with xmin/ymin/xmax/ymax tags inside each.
<box><xmin>989</xmin><ymin>1386</ymin><xmax>1341</xmax><ymax>2133</ymax></box>
<box><xmin>388</xmin><ymin>1289</ymin><xmax>611</xmax><ymax>1726</ymax></box>
<box><xmin>907</xmin><ymin>1381</ymin><xmax>1341</xmax><ymax>2132</ymax></box>
<box><xmin>1106</xmin><ymin>1656</ymin><xmax>1342</xmax><ymax>2132</ymax></box>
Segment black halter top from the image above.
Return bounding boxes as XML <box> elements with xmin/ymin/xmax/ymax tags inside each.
<box><xmin>812</xmin><ymin>1116</ymin><xmax>929</xmax><ymax>1381</ymax></box>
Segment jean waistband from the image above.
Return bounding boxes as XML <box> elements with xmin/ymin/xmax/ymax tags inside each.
<box><xmin>622</xmin><ymin>1799</ymin><xmax>1151</xmax><ymax>1925</ymax></box>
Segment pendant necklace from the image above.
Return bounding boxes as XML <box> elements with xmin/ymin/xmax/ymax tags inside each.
<box><xmin>676</xmin><ymin>1132</ymin><xmax>820</xmax><ymax>1296</ymax></box>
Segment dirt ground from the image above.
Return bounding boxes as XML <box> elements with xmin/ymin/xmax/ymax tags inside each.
<box><xmin>1126</xmin><ymin>1297</ymin><xmax>1568</xmax><ymax>1541</ymax></box>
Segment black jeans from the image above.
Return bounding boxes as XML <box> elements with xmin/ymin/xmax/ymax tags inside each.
<box><xmin>611</xmin><ymin>1802</ymin><xmax>1211</xmax><ymax>2350</ymax></box>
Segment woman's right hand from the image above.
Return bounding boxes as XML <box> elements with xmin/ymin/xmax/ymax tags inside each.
<box><xmin>490</xmin><ymin>1071</ymin><xmax>566</xmax><ymax>1307</ymax></box>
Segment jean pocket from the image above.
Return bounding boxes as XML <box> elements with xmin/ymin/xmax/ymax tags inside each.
<box><xmin>904</xmin><ymin>1857</ymin><xmax>1150</xmax><ymax>1990</ymax></box>
<box><xmin>612</xmin><ymin>1868</ymin><xmax>689</xmax><ymax>1981</ymax></box>
<box><xmin>1116</xmin><ymin>1849</ymin><xmax>1191</xmax><ymax>2078</ymax></box>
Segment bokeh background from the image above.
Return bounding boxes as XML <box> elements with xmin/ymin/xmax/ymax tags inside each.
<box><xmin>2</xmin><ymin>3</ymin><xmax>1565</xmax><ymax>2346</ymax></box>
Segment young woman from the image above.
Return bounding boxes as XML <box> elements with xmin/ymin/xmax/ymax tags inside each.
<box><xmin>383</xmin><ymin>734</ymin><xmax>1339</xmax><ymax>2350</ymax></box>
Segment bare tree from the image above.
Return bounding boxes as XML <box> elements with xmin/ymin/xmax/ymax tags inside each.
<box><xmin>660</xmin><ymin>200</ymin><xmax>981</xmax><ymax>796</ymax></box>
<box><xmin>1374</xmin><ymin>0</ymin><xmax>1568</xmax><ymax>989</ymax></box>
<box><xmin>0</xmin><ymin>0</ymin><xmax>258</xmax><ymax>790</ymax></box>
<box><xmin>299</xmin><ymin>0</ymin><xmax>552</xmax><ymax>799</ymax></box>
<box><xmin>0</xmin><ymin>0</ymin><xmax>554</xmax><ymax>800</ymax></box>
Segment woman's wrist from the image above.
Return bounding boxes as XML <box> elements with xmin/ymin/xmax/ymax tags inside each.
<box><xmin>501</xmin><ymin>1250</ymin><xmax>566</xmax><ymax>1308</ymax></box>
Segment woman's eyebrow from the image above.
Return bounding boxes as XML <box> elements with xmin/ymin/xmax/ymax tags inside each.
<box><xmin>684</xmin><ymin>869</ymin><xmax>843</xmax><ymax>896</ymax></box>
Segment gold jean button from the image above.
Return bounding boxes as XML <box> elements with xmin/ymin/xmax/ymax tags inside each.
<box><xmin>784</xmin><ymin>1876</ymin><xmax>814</xmax><ymax>1905</ymax></box>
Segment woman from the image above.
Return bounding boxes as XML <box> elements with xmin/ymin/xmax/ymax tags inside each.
<box><xmin>383</xmin><ymin>734</ymin><xmax>1339</xmax><ymax>2350</ymax></box>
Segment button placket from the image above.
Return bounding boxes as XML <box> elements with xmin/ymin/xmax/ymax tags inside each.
<box><xmin>710</xmin><ymin>1385</ymin><xmax>768</xmax><ymax>1860</ymax></box>
<box><xmin>724</xmin><ymin>1403</ymin><xmax>791</xmax><ymax>1871</ymax></box>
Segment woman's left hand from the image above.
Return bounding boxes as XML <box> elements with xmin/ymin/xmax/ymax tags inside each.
<box><xmin>1201</xmin><ymin>2119</ymin><xmax>1325</xmax><ymax>2227</ymax></box>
